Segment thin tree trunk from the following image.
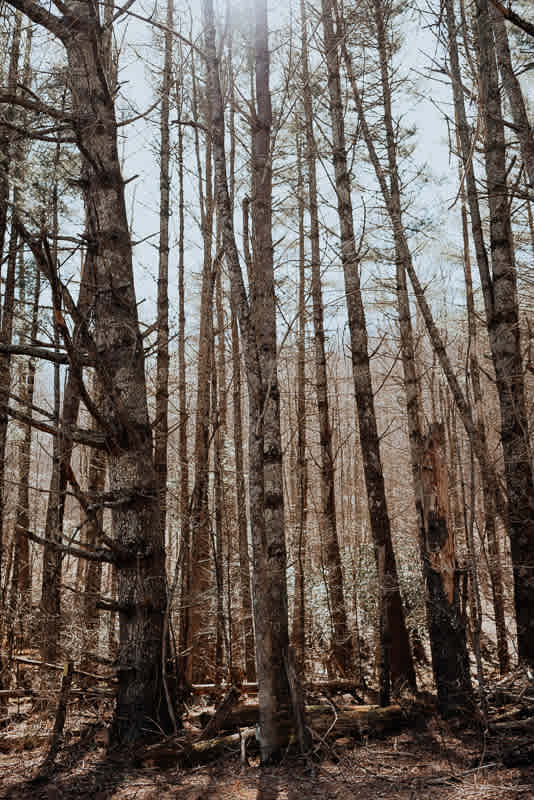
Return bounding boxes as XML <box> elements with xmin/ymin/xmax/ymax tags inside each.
<box><xmin>9</xmin><ymin>254</ymin><xmax>40</xmax><ymax>641</ymax></box>
<box><xmin>0</xmin><ymin>12</ymin><xmax>21</xmax><ymax>289</ymax></box>
<box><xmin>476</xmin><ymin>0</ymin><xmax>534</xmax><ymax>666</ymax></box>
<box><xmin>231</xmin><ymin>309</ymin><xmax>255</xmax><ymax>682</ymax></box>
<box><xmin>292</xmin><ymin>130</ymin><xmax>307</xmax><ymax>675</ymax></box>
<box><xmin>456</xmin><ymin>132</ymin><xmax>509</xmax><ymax>674</ymax></box>
<box><xmin>202</xmin><ymin>0</ymin><xmax>295</xmax><ymax>760</ymax></box>
<box><xmin>492</xmin><ymin>8</ymin><xmax>534</xmax><ymax>188</ymax></box>
<box><xmin>80</xmin><ymin>379</ymin><xmax>106</xmax><ymax>676</ymax></box>
<box><xmin>0</xmin><ymin>12</ymin><xmax>23</xmax><ymax>599</ymax></box>
<box><xmin>155</xmin><ymin>0</ymin><xmax>173</xmax><ymax>542</ymax></box>
<box><xmin>299</xmin><ymin>0</ymin><xmax>352</xmax><ymax>677</ymax></box>
<box><xmin>174</xmin><ymin>78</ymin><xmax>191</xmax><ymax>685</ymax></box>
<box><xmin>187</xmin><ymin>90</ymin><xmax>216</xmax><ymax>681</ymax></box>
<box><xmin>321</xmin><ymin>0</ymin><xmax>415</xmax><ymax>700</ymax></box>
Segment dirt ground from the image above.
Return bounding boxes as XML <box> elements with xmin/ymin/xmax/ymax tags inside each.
<box><xmin>1</xmin><ymin>707</ymin><xmax>533</xmax><ymax>800</ymax></box>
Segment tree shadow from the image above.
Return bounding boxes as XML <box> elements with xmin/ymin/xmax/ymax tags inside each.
<box><xmin>255</xmin><ymin>768</ymin><xmax>280</xmax><ymax>800</ymax></box>
<box><xmin>1</xmin><ymin>726</ymin><xmax>130</xmax><ymax>800</ymax></box>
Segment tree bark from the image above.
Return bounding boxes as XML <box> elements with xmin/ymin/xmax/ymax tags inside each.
<box><xmin>231</xmin><ymin>307</ymin><xmax>255</xmax><ymax>682</ymax></box>
<box><xmin>60</xmin><ymin>0</ymin><xmax>170</xmax><ymax>740</ymax></box>
<box><xmin>292</xmin><ymin>130</ymin><xmax>308</xmax><ymax>675</ymax></box>
<box><xmin>421</xmin><ymin>424</ymin><xmax>473</xmax><ymax>714</ymax></box>
<box><xmin>9</xmin><ymin>252</ymin><xmax>40</xmax><ymax>640</ymax></box>
<box><xmin>187</xmin><ymin>107</ymin><xmax>216</xmax><ymax>682</ymax></box>
<box><xmin>476</xmin><ymin>0</ymin><xmax>534</xmax><ymax>666</ymax></box>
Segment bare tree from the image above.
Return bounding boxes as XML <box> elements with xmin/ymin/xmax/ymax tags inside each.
<box><xmin>320</xmin><ymin>0</ymin><xmax>416</xmax><ymax>701</ymax></box>
<box><xmin>1</xmin><ymin>0</ymin><xmax>174</xmax><ymax>741</ymax></box>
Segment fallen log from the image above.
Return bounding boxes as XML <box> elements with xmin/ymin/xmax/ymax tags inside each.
<box><xmin>0</xmin><ymin>689</ymin><xmax>38</xmax><ymax>698</ymax></box>
<box><xmin>189</xmin><ymin>679</ymin><xmax>363</xmax><ymax>696</ymax></box>
<box><xmin>195</xmin><ymin>703</ymin><xmax>416</xmax><ymax>738</ymax></box>
<box><xmin>140</xmin><ymin>703</ymin><xmax>422</xmax><ymax>768</ymax></box>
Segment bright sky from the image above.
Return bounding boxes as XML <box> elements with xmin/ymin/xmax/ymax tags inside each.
<box><xmin>112</xmin><ymin>0</ymin><xmax>461</xmax><ymax>346</ymax></box>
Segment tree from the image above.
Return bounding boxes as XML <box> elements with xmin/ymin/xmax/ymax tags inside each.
<box><xmin>202</xmin><ymin>0</ymin><xmax>298</xmax><ymax>761</ymax></box>
<box><xmin>298</xmin><ymin>0</ymin><xmax>352</xmax><ymax>678</ymax></box>
<box><xmin>320</xmin><ymin>0</ymin><xmax>416</xmax><ymax>702</ymax></box>
<box><xmin>1</xmin><ymin>0</ymin><xmax>173</xmax><ymax>741</ymax></box>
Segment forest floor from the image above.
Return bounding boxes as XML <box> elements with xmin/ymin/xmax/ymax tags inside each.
<box><xmin>0</xmin><ymin>704</ymin><xmax>533</xmax><ymax>800</ymax></box>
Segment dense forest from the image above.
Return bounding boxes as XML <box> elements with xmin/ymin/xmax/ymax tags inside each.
<box><xmin>0</xmin><ymin>0</ymin><xmax>534</xmax><ymax>796</ymax></box>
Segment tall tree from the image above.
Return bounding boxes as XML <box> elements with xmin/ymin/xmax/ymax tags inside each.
<box><xmin>202</xmin><ymin>0</ymin><xmax>297</xmax><ymax>760</ymax></box>
<box><xmin>299</xmin><ymin>0</ymin><xmax>352</xmax><ymax>677</ymax></box>
<box><xmin>475</xmin><ymin>0</ymin><xmax>534</xmax><ymax>665</ymax></box>
<box><xmin>320</xmin><ymin>0</ymin><xmax>416</xmax><ymax>700</ymax></box>
<box><xmin>1</xmin><ymin>0</ymin><xmax>173</xmax><ymax>741</ymax></box>
<box><xmin>155</xmin><ymin>0</ymin><xmax>173</xmax><ymax>542</ymax></box>
<box><xmin>335</xmin><ymin>0</ymin><xmax>473</xmax><ymax>702</ymax></box>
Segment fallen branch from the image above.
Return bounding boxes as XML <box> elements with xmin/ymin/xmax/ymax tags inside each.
<box><xmin>139</xmin><ymin>727</ymin><xmax>258</xmax><ymax>768</ymax></box>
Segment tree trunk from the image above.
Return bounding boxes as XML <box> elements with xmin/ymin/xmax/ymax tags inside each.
<box><xmin>231</xmin><ymin>308</ymin><xmax>255</xmax><ymax>682</ymax></box>
<box><xmin>80</xmin><ymin>380</ymin><xmax>106</xmax><ymax>676</ymax></box>
<box><xmin>321</xmin><ymin>0</ymin><xmax>415</xmax><ymax>699</ymax></box>
<box><xmin>249</xmin><ymin>0</ymin><xmax>294</xmax><ymax>758</ymax></box>
<box><xmin>61</xmin><ymin>1</ymin><xmax>170</xmax><ymax>740</ymax></box>
<box><xmin>202</xmin><ymin>0</ymin><xmax>295</xmax><ymax>761</ymax></box>
<box><xmin>421</xmin><ymin>424</ymin><xmax>473</xmax><ymax>714</ymax></box>
<box><xmin>292</xmin><ymin>130</ymin><xmax>308</xmax><ymax>675</ymax></box>
<box><xmin>155</xmin><ymin>0</ymin><xmax>173</xmax><ymax>542</ymax></box>
<box><xmin>476</xmin><ymin>0</ymin><xmax>534</xmax><ymax>666</ymax></box>
<box><xmin>299</xmin><ymin>0</ymin><xmax>352</xmax><ymax>678</ymax></box>
<box><xmin>456</xmin><ymin>133</ymin><xmax>509</xmax><ymax>674</ymax></box>
<box><xmin>492</xmin><ymin>8</ymin><xmax>534</xmax><ymax>188</ymax></box>
<box><xmin>9</xmin><ymin>253</ymin><xmax>39</xmax><ymax>641</ymax></box>
<box><xmin>187</xmin><ymin>148</ymin><xmax>215</xmax><ymax>683</ymax></box>
<box><xmin>0</xmin><ymin>12</ymin><xmax>23</xmax><ymax>599</ymax></box>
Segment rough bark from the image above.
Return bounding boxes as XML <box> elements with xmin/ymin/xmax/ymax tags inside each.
<box><xmin>421</xmin><ymin>424</ymin><xmax>473</xmax><ymax>714</ymax></box>
<box><xmin>44</xmin><ymin>0</ymin><xmax>170</xmax><ymax>740</ymax></box>
<box><xmin>249</xmin><ymin>0</ymin><xmax>294</xmax><ymax>759</ymax></box>
<box><xmin>476</xmin><ymin>0</ymin><xmax>534</xmax><ymax>666</ymax></box>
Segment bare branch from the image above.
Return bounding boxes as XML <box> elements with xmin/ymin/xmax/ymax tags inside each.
<box><xmin>0</xmin><ymin>92</ymin><xmax>74</xmax><ymax>123</ymax></box>
<box><xmin>490</xmin><ymin>0</ymin><xmax>534</xmax><ymax>39</ymax></box>
<box><xmin>3</xmin><ymin>0</ymin><xmax>66</xmax><ymax>40</ymax></box>
<box><xmin>0</xmin><ymin>342</ymin><xmax>93</xmax><ymax>366</ymax></box>
<box><xmin>5</xmin><ymin>404</ymin><xmax>109</xmax><ymax>449</ymax></box>
<box><xmin>17</xmin><ymin>525</ymin><xmax>115</xmax><ymax>563</ymax></box>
